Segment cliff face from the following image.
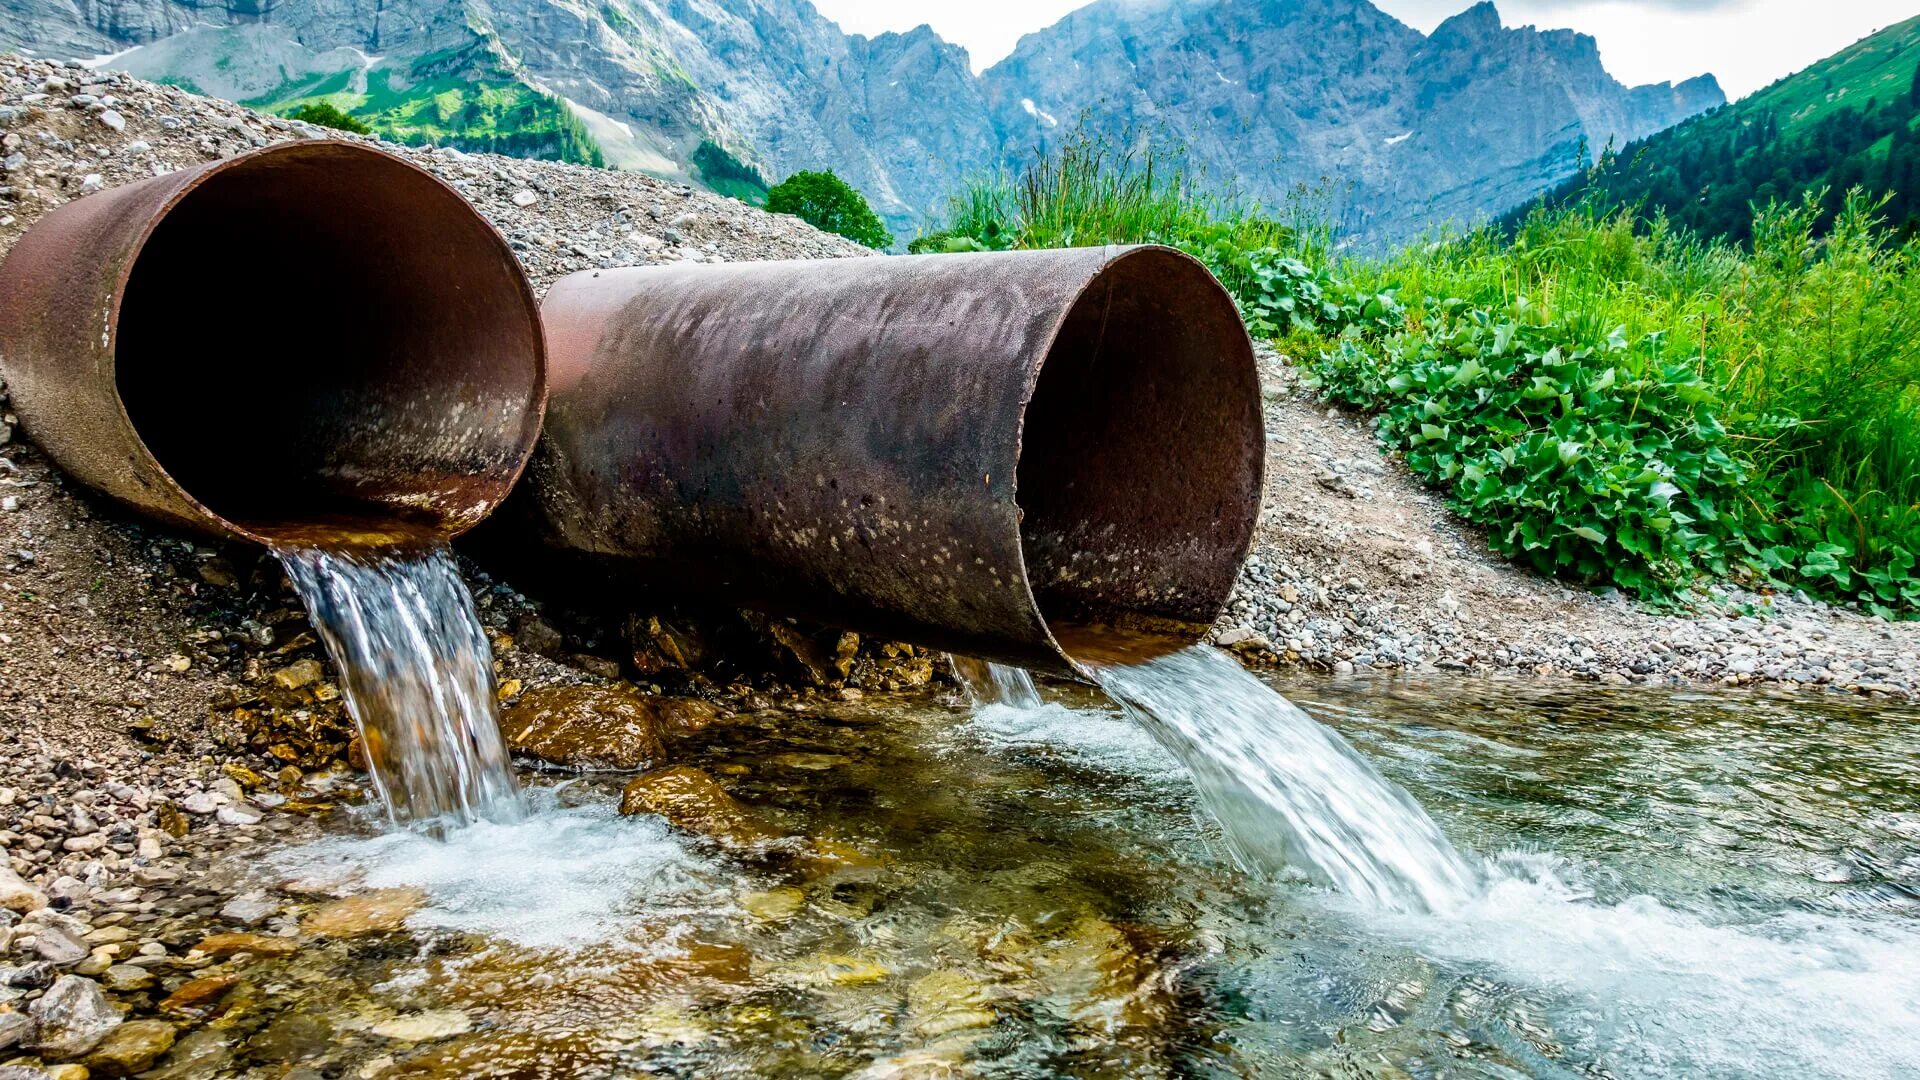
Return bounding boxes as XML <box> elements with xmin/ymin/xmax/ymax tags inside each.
<box><xmin>0</xmin><ymin>0</ymin><xmax>1724</xmax><ymax>241</ymax></box>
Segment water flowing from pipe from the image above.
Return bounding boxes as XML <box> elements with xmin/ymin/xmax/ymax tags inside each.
<box><xmin>276</xmin><ymin>540</ymin><xmax>525</xmax><ymax>833</ymax></box>
<box><xmin>948</xmin><ymin>655</ymin><xmax>1044</xmax><ymax>708</ymax></box>
<box><xmin>1087</xmin><ymin>645</ymin><xmax>1478</xmax><ymax>913</ymax></box>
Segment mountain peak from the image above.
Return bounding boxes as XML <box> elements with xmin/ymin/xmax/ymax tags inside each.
<box><xmin>1433</xmin><ymin>2</ymin><xmax>1504</xmax><ymax>40</ymax></box>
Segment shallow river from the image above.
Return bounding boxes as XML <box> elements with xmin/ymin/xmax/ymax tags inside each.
<box><xmin>212</xmin><ymin>675</ymin><xmax>1918</xmax><ymax>1078</ymax></box>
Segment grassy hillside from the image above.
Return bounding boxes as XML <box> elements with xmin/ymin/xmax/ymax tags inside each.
<box><xmin>1526</xmin><ymin>15</ymin><xmax>1920</xmax><ymax>242</ymax></box>
<box><xmin>252</xmin><ymin>43</ymin><xmax>605</xmax><ymax>167</ymax></box>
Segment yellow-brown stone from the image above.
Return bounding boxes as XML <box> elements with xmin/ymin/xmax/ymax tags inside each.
<box><xmin>617</xmin><ymin>766</ymin><xmax>778</xmax><ymax>847</ymax></box>
<box><xmin>503</xmin><ymin>686</ymin><xmax>724</xmax><ymax>770</ymax></box>
<box><xmin>301</xmin><ymin>888</ymin><xmax>425</xmax><ymax>937</ymax></box>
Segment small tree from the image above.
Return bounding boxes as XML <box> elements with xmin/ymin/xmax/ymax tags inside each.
<box><xmin>766</xmin><ymin>170</ymin><xmax>892</xmax><ymax>249</ymax></box>
<box><xmin>288</xmin><ymin>102</ymin><xmax>371</xmax><ymax>135</ymax></box>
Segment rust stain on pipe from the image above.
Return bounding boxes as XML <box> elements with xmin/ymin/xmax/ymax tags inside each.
<box><xmin>0</xmin><ymin>141</ymin><xmax>547</xmax><ymax>545</ymax></box>
<box><xmin>522</xmin><ymin>245</ymin><xmax>1263</xmax><ymax>677</ymax></box>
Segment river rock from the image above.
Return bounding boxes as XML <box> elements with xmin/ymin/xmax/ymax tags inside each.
<box><xmin>907</xmin><ymin>969</ymin><xmax>998</xmax><ymax>1037</ymax></box>
<box><xmin>27</xmin><ymin>974</ymin><xmax>122</xmax><ymax>1059</ymax></box>
<box><xmin>32</xmin><ymin>925</ymin><xmax>89</xmax><ymax>966</ymax></box>
<box><xmin>192</xmin><ymin>932</ymin><xmax>297</xmax><ymax>959</ymax></box>
<box><xmin>0</xmin><ymin>868</ymin><xmax>45</xmax><ymax>913</ymax></box>
<box><xmin>83</xmin><ymin>1018</ymin><xmax>175</xmax><ymax>1077</ymax></box>
<box><xmin>157</xmin><ymin>975</ymin><xmax>238</xmax><ymax>1018</ymax></box>
<box><xmin>371</xmin><ymin>1009</ymin><xmax>472</xmax><ymax>1041</ymax></box>
<box><xmin>0</xmin><ymin>1010</ymin><xmax>29</xmax><ymax>1050</ymax></box>
<box><xmin>617</xmin><ymin>766</ymin><xmax>779</xmax><ymax>846</ymax></box>
<box><xmin>218</xmin><ymin>894</ymin><xmax>279</xmax><ymax>925</ymax></box>
<box><xmin>101</xmin><ymin>964</ymin><xmax>153</xmax><ymax>992</ymax></box>
<box><xmin>301</xmin><ymin>888</ymin><xmax>424</xmax><ymax>937</ymax></box>
<box><xmin>502</xmin><ymin>686</ymin><xmax>721</xmax><ymax>770</ymax></box>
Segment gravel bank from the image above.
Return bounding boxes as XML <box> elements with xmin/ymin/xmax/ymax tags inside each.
<box><xmin>1213</xmin><ymin>343</ymin><xmax>1919</xmax><ymax>698</ymax></box>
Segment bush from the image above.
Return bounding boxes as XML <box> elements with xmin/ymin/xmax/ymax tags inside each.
<box><xmin>766</xmin><ymin>170</ymin><xmax>892</xmax><ymax>249</ymax></box>
<box><xmin>287</xmin><ymin>101</ymin><xmax>371</xmax><ymax>135</ymax></box>
<box><xmin>1314</xmin><ymin>306</ymin><xmax>1746</xmax><ymax>594</ymax></box>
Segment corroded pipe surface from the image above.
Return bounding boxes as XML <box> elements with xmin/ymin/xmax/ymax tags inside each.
<box><xmin>0</xmin><ymin>141</ymin><xmax>547</xmax><ymax>544</ymax></box>
<box><xmin>524</xmin><ymin>245</ymin><xmax>1263</xmax><ymax>676</ymax></box>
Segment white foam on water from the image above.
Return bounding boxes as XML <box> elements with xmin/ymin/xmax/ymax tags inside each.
<box><xmin>1336</xmin><ymin>850</ymin><xmax>1920</xmax><ymax>1079</ymax></box>
<box><xmin>959</xmin><ymin>699</ymin><xmax>1186</xmax><ymax>780</ymax></box>
<box><xmin>275</xmin><ymin>788</ymin><xmax>727</xmax><ymax>950</ymax></box>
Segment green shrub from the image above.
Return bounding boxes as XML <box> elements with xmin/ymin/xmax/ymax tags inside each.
<box><xmin>1315</xmin><ymin>306</ymin><xmax>1747</xmax><ymax>594</ymax></box>
<box><xmin>766</xmin><ymin>170</ymin><xmax>892</xmax><ymax>249</ymax></box>
<box><xmin>287</xmin><ymin>101</ymin><xmax>371</xmax><ymax>135</ymax></box>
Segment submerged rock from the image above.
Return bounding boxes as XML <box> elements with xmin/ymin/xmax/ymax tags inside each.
<box><xmin>27</xmin><ymin>974</ymin><xmax>123</xmax><ymax>1059</ymax></box>
<box><xmin>301</xmin><ymin>888</ymin><xmax>425</xmax><ymax>937</ymax></box>
<box><xmin>502</xmin><ymin>686</ymin><xmax>722</xmax><ymax>770</ymax></box>
<box><xmin>192</xmin><ymin>932</ymin><xmax>297</xmax><ymax>959</ymax></box>
<box><xmin>157</xmin><ymin>975</ymin><xmax>240</xmax><ymax>1019</ymax></box>
<box><xmin>83</xmin><ymin>1018</ymin><xmax>176</xmax><ymax>1077</ymax></box>
<box><xmin>618</xmin><ymin>766</ymin><xmax>779</xmax><ymax>847</ymax></box>
<box><xmin>371</xmin><ymin>1009</ymin><xmax>473</xmax><ymax>1041</ymax></box>
<box><xmin>908</xmin><ymin>970</ymin><xmax>999</xmax><ymax>1037</ymax></box>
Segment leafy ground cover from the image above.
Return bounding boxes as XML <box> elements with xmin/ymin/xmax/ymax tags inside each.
<box><xmin>919</xmin><ymin>136</ymin><xmax>1920</xmax><ymax>615</ymax></box>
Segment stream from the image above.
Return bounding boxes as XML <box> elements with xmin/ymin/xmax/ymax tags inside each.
<box><xmin>163</xmin><ymin>672</ymin><xmax>1919</xmax><ymax>1078</ymax></box>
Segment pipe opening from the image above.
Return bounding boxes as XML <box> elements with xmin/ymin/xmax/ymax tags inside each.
<box><xmin>112</xmin><ymin>143</ymin><xmax>545</xmax><ymax>543</ymax></box>
<box><xmin>1017</xmin><ymin>247</ymin><xmax>1263</xmax><ymax>663</ymax></box>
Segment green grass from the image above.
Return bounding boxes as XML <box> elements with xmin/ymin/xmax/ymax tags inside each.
<box><xmin>923</xmin><ymin>137</ymin><xmax>1920</xmax><ymax>615</ymax></box>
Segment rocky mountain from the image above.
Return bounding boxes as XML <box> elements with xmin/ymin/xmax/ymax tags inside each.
<box><xmin>0</xmin><ymin>0</ymin><xmax>1722</xmax><ymax>242</ymax></box>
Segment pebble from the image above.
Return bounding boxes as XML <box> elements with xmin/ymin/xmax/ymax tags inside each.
<box><xmin>510</xmin><ymin>189</ymin><xmax>539</xmax><ymax>207</ymax></box>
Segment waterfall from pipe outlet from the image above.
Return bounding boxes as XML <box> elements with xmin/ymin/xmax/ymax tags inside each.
<box><xmin>275</xmin><ymin>537</ymin><xmax>525</xmax><ymax>834</ymax></box>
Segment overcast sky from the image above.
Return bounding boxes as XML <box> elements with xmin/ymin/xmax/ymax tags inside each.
<box><xmin>808</xmin><ymin>0</ymin><xmax>1918</xmax><ymax>99</ymax></box>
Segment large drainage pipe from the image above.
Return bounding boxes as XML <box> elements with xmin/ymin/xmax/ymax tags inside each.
<box><xmin>521</xmin><ymin>246</ymin><xmax>1264</xmax><ymax>677</ymax></box>
<box><xmin>0</xmin><ymin>141</ymin><xmax>547</xmax><ymax>544</ymax></box>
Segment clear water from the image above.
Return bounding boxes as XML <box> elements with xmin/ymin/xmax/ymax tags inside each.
<box><xmin>1091</xmin><ymin>645</ymin><xmax>1479</xmax><ymax>912</ymax></box>
<box><xmin>181</xmin><ymin>672</ymin><xmax>1919</xmax><ymax>1078</ymax></box>
<box><xmin>276</xmin><ymin>540</ymin><xmax>525</xmax><ymax>831</ymax></box>
<box><xmin>947</xmin><ymin>654</ymin><xmax>1043</xmax><ymax>708</ymax></box>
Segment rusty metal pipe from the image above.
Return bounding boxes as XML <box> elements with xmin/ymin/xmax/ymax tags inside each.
<box><xmin>521</xmin><ymin>245</ymin><xmax>1263</xmax><ymax>677</ymax></box>
<box><xmin>0</xmin><ymin>141</ymin><xmax>547</xmax><ymax>545</ymax></box>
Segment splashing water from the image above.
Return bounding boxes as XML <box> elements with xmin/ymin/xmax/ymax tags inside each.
<box><xmin>276</xmin><ymin>541</ymin><xmax>525</xmax><ymax>832</ymax></box>
<box><xmin>1088</xmin><ymin>645</ymin><xmax>1478</xmax><ymax>912</ymax></box>
<box><xmin>948</xmin><ymin>654</ymin><xmax>1043</xmax><ymax>708</ymax></box>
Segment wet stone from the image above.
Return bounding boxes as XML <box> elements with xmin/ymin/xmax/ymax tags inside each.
<box><xmin>300</xmin><ymin>888</ymin><xmax>424</xmax><ymax>937</ymax></box>
<box><xmin>83</xmin><ymin>1018</ymin><xmax>175</xmax><ymax>1077</ymax></box>
<box><xmin>27</xmin><ymin>974</ymin><xmax>122</xmax><ymax>1060</ymax></box>
<box><xmin>618</xmin><ymin>766</ymin><xmax>780</xmax><ymax>847</ymax></box>
<box><xmin>502</xmin><ymin>685</ymin><xmax>722</xmax><ymax>770</ymax></box>
<box><xmin>192</xmin><ymin>932</ymin><xmax>297</xmax><ymax>959</ymax></box>
<box><xmin>157</xmin><ymin>975</ymin><xmax>238</xmax><ymax>1018</ymax></box>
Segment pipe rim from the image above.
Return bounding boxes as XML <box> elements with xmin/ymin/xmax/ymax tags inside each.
<box><xmin>1012</xmin><ymin>244</ymin><xmax>1265</xmax><ymax>674</ymax></box>
<box><xmin>101</xmin><ymin>140</ymin><xmax>548</xmax><ymax>547</ymax></box>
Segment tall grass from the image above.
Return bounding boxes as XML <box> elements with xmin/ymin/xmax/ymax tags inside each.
<box><xmin>922</xmin><ymin>139</ymin><xmax>1920</xmax><ymax>614</ymax></box>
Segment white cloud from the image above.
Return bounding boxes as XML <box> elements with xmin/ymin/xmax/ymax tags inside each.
<box><xmin>808</xmin><ymin>0</ymin><xmax>1917</xmax><ymax>98</ymax></box>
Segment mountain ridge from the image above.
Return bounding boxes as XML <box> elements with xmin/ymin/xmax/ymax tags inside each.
<box><xmin>0</xmin><ymin>0</ymin><xmax>1724</xmax><ymax>241</ymax></box>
